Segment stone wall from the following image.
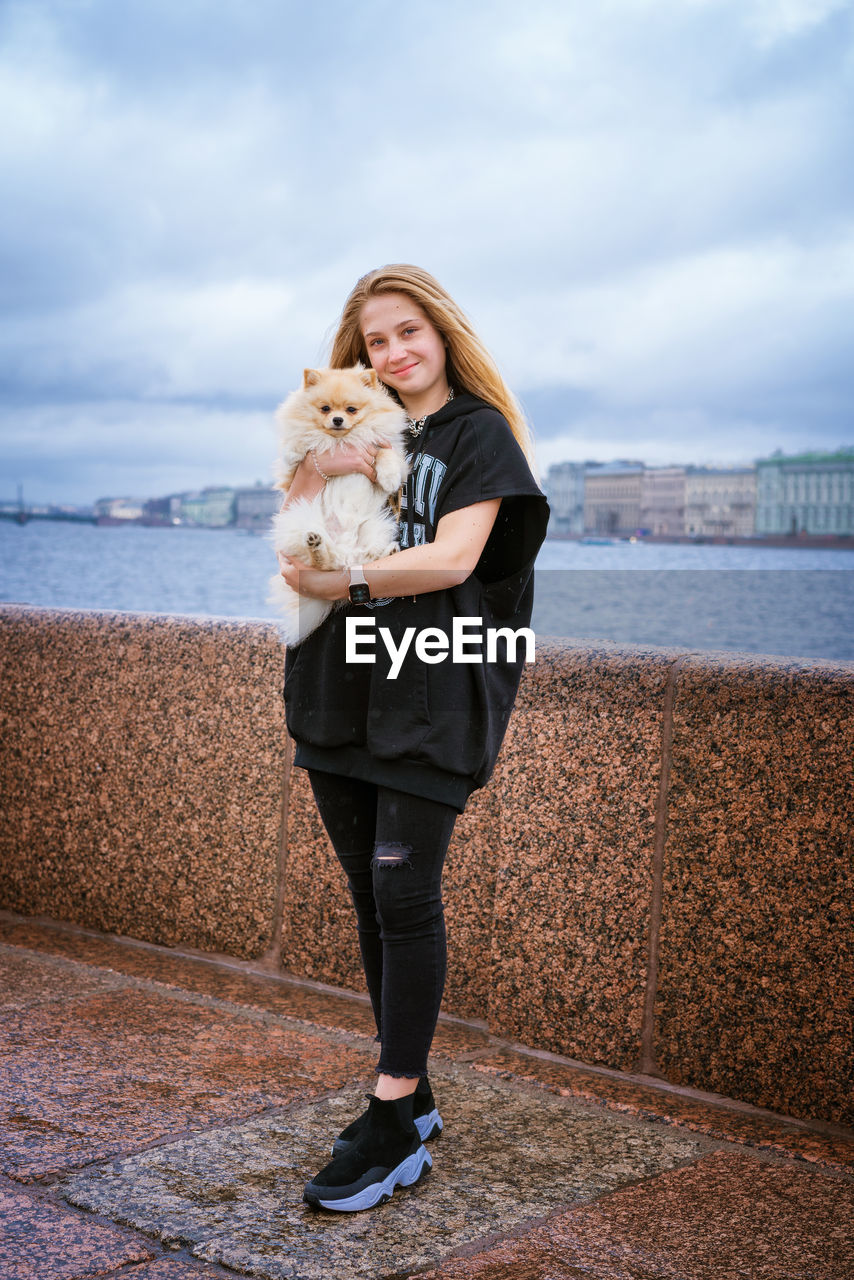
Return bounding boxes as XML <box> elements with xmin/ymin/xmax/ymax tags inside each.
<box><xmin>1</xmin><ymin>605</ymin><xmax>851</xmax><ymax>1126</ymax></box>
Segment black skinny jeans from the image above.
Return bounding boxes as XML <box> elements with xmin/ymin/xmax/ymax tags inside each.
<box><xmin>308</xmin><ymin>770</ymin><xmax>458</xmax><ymax>1079</ymax></box>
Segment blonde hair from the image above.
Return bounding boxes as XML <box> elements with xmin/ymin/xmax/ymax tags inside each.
<box><xmin>329</xmin><ymin>264</ymin><xmax>537</xmax><ymax>472</ymax></box>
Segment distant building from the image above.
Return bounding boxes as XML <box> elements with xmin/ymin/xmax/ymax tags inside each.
<box><xmin>93</xmin><ymin>497</ymin><xmax>145</xmax><ymax>521</ymax></box>
<box><xmin>235</xmin><ymin>484</ymin><xmax>281</xmax><ymax>532</ymax></box>
<box><xmin>755</xmin><ymin>449</ymin><xmax>854</xmax><ymax>535</ymax></box>
<box><xmin>684</xmin><ymin>468</ymin><xmax>756</xmax><ymax>537</ymax></box>
<box><xmin>584</xmin><ymin>462</ymin><xmax>644</xmax><ymax>535</ymax></box>
<box><xmin>640</xmin><ymin>467</ymin><xmax>686</xmax><ymax>536</ymax></box>
<box><xmin>180</xmin><ymin>487</ymin><xmax>236</xmax><ymax>527</ymax></box>
<box><xmin>544</xmin><ymin>462</ymin><xmax>585</xmax><ymax>534</ymax></box>
<box><xmin>143</xmin><ymin>496</ymin><xmax>173</xmax><ymax>524</ymax></box>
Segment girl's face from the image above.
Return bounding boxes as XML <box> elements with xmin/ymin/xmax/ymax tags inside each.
<box><xmin>359</xmin><ymin>292</ymin><xmax>449</xmax><ymax>418</ymax></box>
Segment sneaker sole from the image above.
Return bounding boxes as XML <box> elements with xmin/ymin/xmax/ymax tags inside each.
<box><xmin>304</xmin><ymin>1144</ymin><xmax>432</xmax><ymax>1212</ymax></box>
<box><xmin>331</xmin><ymin>1108</ymin><xmax>443</xmax><ymax>1157</ymax></box>
<box><xmin>416</xmin><ymin>1107</ymin><xmax>443</xmax><ymax>1143</ymax></box>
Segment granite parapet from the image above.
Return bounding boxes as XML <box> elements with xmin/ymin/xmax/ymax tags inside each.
<box><xmin>0</xmin><ymin>606</ymin><xmax>285</xmax><ymax>960</ymax></box>
<box><xmin>1</xmin><ymin>605</ymin><xmax>851</xmax><ymax>1125</ymax></box>
<box><xmin>489</xmin><ymin>639</ymin><xmax>678</xmax><ymax>1070</ymax></box>
<box><xmin>657</xmin><ymin>651</ymin><xmax>854</xmax><ymax>1125</ymax></box>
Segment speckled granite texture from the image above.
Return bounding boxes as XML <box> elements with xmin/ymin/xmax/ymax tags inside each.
<box><xmin>415</xmin><ymin>1149</ymin><xmax>854</xmax><ymax>1280</ymax></box>
<box><xmin>489</xmin><ymin>640</ymin><xmax>678</xmax><ymax>1070</ymax></box>
<box><xmin>1</xmin><ymin>606</ymin><xmax>852</xmax><ymax>1127</ymax></box>
<box><xmin>0</xmin><ymin>1187</ymin><xmax>155</xmax><ymax>1280</ymax></box>
<box><xmin>657</xmin><ymin>653</ymin><xmax>854</xmax><ymax>1126</ymax></box>
<box><xmin>470</xmin><ymin>1048</ymin><xmax>854</xmax><ymax>1172</ymax></box>
<box><xmin>3</xmin><ymin>918</ymin><xmax>853</xmax><ymax>1280</ymax></box>
<box><xmin>58</xmin><ymin>1074</ymin><xmax>703</xmax><ymax>1277</ymax></box>
<box><xmin>278</xmin><ymin>763</ymin><xmax>365</xmax><ymax>991</ymax></box>
<box><xmin>0</xmin><ymin>947</ymin><xmax>374</xmax><ymax>1181</ymax></box>
<box><xmin>0</xmin><ymin>606</ymin><xmax>286</xmax><ymax>959</ymax></box>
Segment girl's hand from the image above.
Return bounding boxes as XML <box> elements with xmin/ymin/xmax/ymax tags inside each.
<box><xmin>277</xmin><ymin>554</ymin><xmax>349</xmax><ymax>602</ymax></box>
<box><xmin>277</xmin><ymin>442</ymin><xmax>388</xmax><ymax>513</ymax></box>
<box><xmin>314</xmin><ymin>441</ymin><xmax>386</xmax><ymax>483</ymax></box>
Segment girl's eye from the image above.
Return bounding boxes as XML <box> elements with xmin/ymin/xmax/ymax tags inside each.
<box><xmin>320</xmin><ymin>404</ymin><xmax>330</xmax><ymax>413</ymax></box>
<box><xmin>368</xmin><ymin>337</ymin><xmax>383</xmax><ymax>347</ymax></box>
<box><xmin>346</xmin><ymin>406</ymin><xmax>358</xmax><ymax>415</ymax></box>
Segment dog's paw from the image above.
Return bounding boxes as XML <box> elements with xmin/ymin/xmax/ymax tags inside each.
<box><xmin>305</xmin><ymin>531</ymin><xmax>322</xmax><ymax>548</ymax></box>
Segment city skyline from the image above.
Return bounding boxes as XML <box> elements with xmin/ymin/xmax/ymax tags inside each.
<box><xmin>9</xmin><ymin>442</ymin><xmax>854</xmax><ymax>514</ymax></box>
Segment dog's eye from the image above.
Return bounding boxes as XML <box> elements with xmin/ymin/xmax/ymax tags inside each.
<box><xmin>346</xmin><ymin>406</ymin><xmax>358</xmax><ymax>415</ymax></box>
<box><xmin>319</xmin><ymin>404</ymin><xmax>331</xmax><ymax>414</ymax></box>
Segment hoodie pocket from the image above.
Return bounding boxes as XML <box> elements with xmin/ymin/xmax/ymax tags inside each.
<box><xmin>365</xmin><ymin>617</ymin><xmax>432</xmax><ymax>759</ymax></box>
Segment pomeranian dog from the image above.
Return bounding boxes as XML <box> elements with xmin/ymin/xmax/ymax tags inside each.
<box><xmin>268</xmin><ymin>365</ymin><xmax>409</xmax><ymax>644</ymax></box>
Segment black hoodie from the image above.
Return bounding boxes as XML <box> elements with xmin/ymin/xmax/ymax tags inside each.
<box><xmin>283</xmin><ymin>392</ymin><xmax>549</xmax><ymax>811</ymax></box>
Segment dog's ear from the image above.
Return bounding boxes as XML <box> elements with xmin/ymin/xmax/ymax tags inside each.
<box><xmin>359</xmin><ymin>368</ymin><xmax>379</xmax><ymax>388</ymax></box>
<box><xmin>303</xmin><ymin>368</ymin><xmax>322</xmax><ymax>387</ymax></box>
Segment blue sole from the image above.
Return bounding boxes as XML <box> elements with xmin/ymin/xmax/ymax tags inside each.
<box><xmin>416</xmin><ymin>1107</ymin><xmax>443</xmax><ymax>1142</ymax></box>
<box><xmin>305</xmin><ymin>1144</ymin><xmax>432</xmax><ymax>1212</ymax></box>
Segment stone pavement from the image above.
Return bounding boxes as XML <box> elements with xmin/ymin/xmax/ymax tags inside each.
<box><xmin>1</xmin><ymin>912</ymin><xmax>852</xmax><ymax>1280</ymax></box>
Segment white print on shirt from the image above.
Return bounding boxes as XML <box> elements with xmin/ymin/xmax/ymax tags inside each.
<box><xmin>401</xmin><ymin>452</ymin><xmax>447</xmax><ymax>522</ymax></box>
<box><xmin>398</xmin><ymin>451</ymin><xmax>446</xmax><ymax>550</ymax></box>
<box><xmin>398</xmin><ymin>522</ymin><xmax>426</xmax><ymax>549</ymax></box>
<box><xmin>368</xmin><ymin>449</ymin><xmax>443</xmax><ymax>595</ymax></box>
<box><xmin>346</xmin><ymin>616</ymin><xmax>536</xmax><ymax>680</ymax></box>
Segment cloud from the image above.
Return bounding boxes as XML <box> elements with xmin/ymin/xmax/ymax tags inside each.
<box><xmin>3</xmin><ymin>399</ymin><xmax>277</xmax><ymax>502</ymax></box>
<box><xmin>496</xmin><ymin>229</ymin><xmax>854</xmax><ymax>401</ymax></box>
<box><xmin>1</xmin><ymin>0</ymin><xmax>852</xmax><ymax>502</ymax></box>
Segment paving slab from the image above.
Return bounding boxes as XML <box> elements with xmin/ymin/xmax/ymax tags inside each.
<box><xmin>56</xmin><ymin>1070</ymin><xmax>703</xmax><ymax>1280</ymax></box>
<box><xmin>0</xmin><ymin>918</ymin><xmax>493</xmax><ymax>1055</ymax></box>
<box><xmin>0</xmin><ymin>1184</ymin><xmax>155</xmax><ymax>1280</ymax></box>
<box><xmin>1</xmin><ymin>917</ymin><xmax>851</xmax><ymax>1280</ymax></box>
<box><xmin>472</xmin><ymin>1050</ymin><xmax>854</xmax><ymax>1172</ymax></box>
<box><xmin>415</xmin><ymin>1148</ymin><xmax>854</xmax><ymax>1279</ymax></box>
<box><xmin>0</xmin><ymin>985</ymin><xmax>374</xmax><ymax>1181</ymax></box>
<box><xmin>0</xmin><ymin>943</ymin><xmax>130</xmax><ymax>1009</ymax></box>
<box><xmin>117</xmin><ymin>1263</ymin><xmax>242</xmax><ymax>1280</ymax></box>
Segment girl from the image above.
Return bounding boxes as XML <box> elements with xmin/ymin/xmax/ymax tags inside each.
<box><xmin>277</xmin><ymin>265</ymin><xmax>548</xmax><ymax>1211</ymax></box>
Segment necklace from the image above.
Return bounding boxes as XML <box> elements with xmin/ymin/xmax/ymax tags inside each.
<box><xmin>405</xmin><ymin>386</ymin><xmax>454</xmax><ymax>437</ymax></box>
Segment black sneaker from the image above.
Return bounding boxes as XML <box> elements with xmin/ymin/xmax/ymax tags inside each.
<box><xmin>332</xmin><ymin>1077</ymin><xmax>443</xmax><ymax>1156</ymax></box>
<box><xmin>304</xmin><ymin>1093</ymin><xmax>431</xmax><ymax>1212</ymax></box>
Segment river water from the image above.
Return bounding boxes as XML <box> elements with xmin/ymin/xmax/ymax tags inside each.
<box><xmin>1</xmin><ymin>520</ymin><xmax>852</xmax><ymax>661</ymax></box>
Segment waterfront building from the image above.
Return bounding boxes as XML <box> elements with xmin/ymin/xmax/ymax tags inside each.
<box><xmin>755</xmin><ymin>449</ymin><xmax>854</xmax><ymax>535</ymax></box>
<box><xmin>180</xmin><ymin>487</ymin><xmax>236</xmax><ymax>527</ymax></box>
<box><xmin>544</xmin><ymin>461</ymin><xmax>586</xmax><ymax>534</ymax></box>
<box><xmin>235</xmin><ymin>484</ymin><xmax>281</xmax><ymax>532</ymax></box>
<box><xmin>141</xmin><ymin>495</ymin><xmax>188</xmax><ymax>525</ymax></box>
<box><xmin>93</xmin><ymin>497</ymin><xmax>145</xmax><ymax>521</ymax></box>
<box><xmin>684</xmin><ymin>468</ymin><xmax>756</xmax><ymax>537</ymax></box>
<box><xmin>640</xmin><ymin>466</ymin><xmax>686</xmax><ymax>536</ymax></box>
<box><xmin>583</xmin><ymin>462</ymin><xmax>644</xmax><ymax>536</ymax></box>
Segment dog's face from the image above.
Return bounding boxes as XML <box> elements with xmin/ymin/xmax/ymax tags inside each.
<box><xmin>299</xmin><ymin>366</ymin><xmax>387</xmax><ymax>440</ymax></box>
<box><xmin>274</xmin><ymin>363</ymin><xmax>407</xmax><ymax>474</ymax></box>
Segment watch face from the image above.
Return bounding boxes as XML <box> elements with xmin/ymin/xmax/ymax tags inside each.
<box><xmin>349</xmin><ymin>583</ymin><xmax>371</xmax><ymax>604</ymax></box>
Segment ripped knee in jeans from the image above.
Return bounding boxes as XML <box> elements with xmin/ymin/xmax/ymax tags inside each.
<box><xmin>372</xmin><ymin>842</ymin><xmax>413</xmax><ymax>870</ymax></box>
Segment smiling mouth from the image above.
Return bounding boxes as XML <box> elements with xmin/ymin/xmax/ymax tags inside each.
<box><xmin>391</xmin><ymin>362</ymin><xmax>418</xmax><ymax>375</ymax></box>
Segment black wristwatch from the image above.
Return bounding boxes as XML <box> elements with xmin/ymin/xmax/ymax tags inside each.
<box><xmin>348</xmin><ymin>566</ymin><xmax>372</xmax><ymax>605</ymax></box>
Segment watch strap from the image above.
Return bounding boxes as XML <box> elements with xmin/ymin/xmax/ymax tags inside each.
<box><xmin>348</xmin><ymin>565</ymin><xmax>371</xmax><ymax>604</ymax></box>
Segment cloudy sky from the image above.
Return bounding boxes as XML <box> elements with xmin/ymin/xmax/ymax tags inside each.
<box><xmin>2</xmin><ymin>0</ymin><xmax>852</xmax><ymax>505</ymax></box>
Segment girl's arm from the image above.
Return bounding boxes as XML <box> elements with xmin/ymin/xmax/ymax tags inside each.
<box><xmin>278</xmin><ymin>441</ymin><xmax>381</xmax><ymax>511</ymax></box>
<box><xmin>277</xmin><ymin>499</ymin><xmax>502</xmax><ymax>600</ymax></box>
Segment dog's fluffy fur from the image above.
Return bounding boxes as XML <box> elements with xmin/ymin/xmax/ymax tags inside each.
<box><xmin>268</xmin><ymin>365</ymin><xmax>409</xmax><ymax>645</ymax></box>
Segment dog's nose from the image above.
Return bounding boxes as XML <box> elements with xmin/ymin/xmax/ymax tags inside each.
<box><xmin>331</xmin><ymin>415</ymin><xmax>344</xmax><ymax>427</ymax></box>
